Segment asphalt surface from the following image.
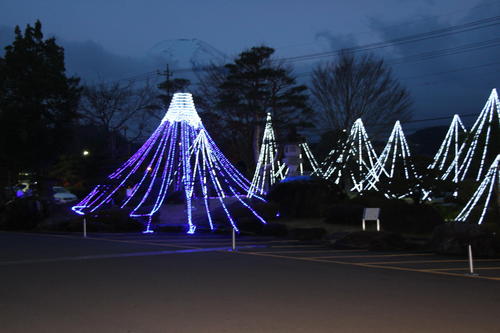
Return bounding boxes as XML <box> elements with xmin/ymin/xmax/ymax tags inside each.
<box><xmin>1</xmin><ymin>231</ymin><xmax>500</xmax><ymax>333</ymax></box>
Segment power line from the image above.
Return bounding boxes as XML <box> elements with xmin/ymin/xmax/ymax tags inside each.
<box><xmin>399</xmin><ymin>61</ymin><xmax>500</xmax><ymax>80</ymax></box>
<box><xmin>98</xmin><ymin>15</ymin><xmax>500</xmax><ymax>85</ymax></box>
<box><xmin>276</xmin><ymin>0</ymin><xmax>500</xmax><ymax>51</ymax></box>
<box><xmin>280</xmin><ymin>15</ymin><xmax>500</xmax><ymax>63</ymax></box>
<box><xmin>293</xmin><ymin>37</ymin><xmax>500</xmax><ymax>78</ymax></box>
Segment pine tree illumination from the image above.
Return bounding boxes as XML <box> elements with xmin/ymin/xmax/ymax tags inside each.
<box><xmin>429</xmin><ymin>114</ymin><xmax>467</xmax><ymax>183</ymax></box>
<box><xmin>299</xmin><ymin>142</ymin><xmax>323</xmax><ymax>177</ymax></box>
<box><xmin>360</xmin><ymin>120</ymin><xmax>421</xmax><ymax>198</ymax></box>
<box><xmin>248</xmin><ymin>112</ymin><xmax>285</xmax><ymax>197</ymax></box>
<box><xmin>323</xmin><ymin>119</ymin><xmax>378</xmax><ymax>191</ymax></box>
<box><xmin>455</xmin><ymin>154</ymin><xmax>499</xmax><ymax>225</ymax></box>
<box><xmin>452</xmin><ymin>88</ymin><xmax>500</xmax><ymax>182</ymax></box>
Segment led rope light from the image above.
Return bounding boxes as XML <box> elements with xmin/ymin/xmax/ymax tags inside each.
<box><xmin>360</xmin><ymin>120</ymin><xmax>422</xmax><ymax>198</ymax></box>
<box><xmin>299</xmin><ymin>142</ymin><xmax>324</xmax><ymax>177</ymax></box>
<box><xmin>455</xmin><ymin>154</ymin><xmax>499</xmax><ymax>224</ymax></box>
<box><xmin>73</xmin><ymin>93</ymin><xmax>266</xmax><ymax>234</ymax></box>
<box><xmin>248</xmin><ymin>113</ymin><xmax>285</xmax><ymax>197</ymax></box>
<box><xmin>446</xmin><ymin>89</ymin><xmax>500</xmax><ymax>182</ymax></box>
<box><xmin>429</xmin><ymin>114</ymin><xmax>467</xmax><ymax>185</ymax></box>
<box><xmin>323</xmin><ymin>119</ymin><xmax>378</xmax><ymax>191</ymax></box>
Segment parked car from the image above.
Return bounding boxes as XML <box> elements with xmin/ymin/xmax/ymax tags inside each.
<box><xmin>53</xmin><ymin>186</ymin><xmax>78</xmax><ymax>204</ymax></box>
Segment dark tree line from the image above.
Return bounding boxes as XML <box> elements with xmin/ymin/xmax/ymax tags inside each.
<box><xmin>0</xmin><ymin>21</ymin><xmax>80</xmax><ymax>185</ymax></box>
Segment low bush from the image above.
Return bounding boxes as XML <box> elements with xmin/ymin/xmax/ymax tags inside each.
<box><xmin>40</xmin><ymin>207</ymin><xmax>144</xmax><ymax>232</ymax></box>
<box><xmin>430</xmin><ymin>222</ymin><xmax>500</xmax><ymax>257</ymax></box>
<box><xmin>261</xmin><ymin>222</ymin><xmax>288</xmax><ymax>237</ymax></box>
<box><xmin>0</xmin><ymin>198</ymin><xmax>43</xmax><ymax>230</ymax></box>
<box><xmin>325</xmin><ymin>196</ymin><xmax>444</xmax><ymax>235</ymax></box>
<box><xmin>86</xmin><ymin>208</ymin><xmax>145</xmax><ymax>232</ymax></box>
<box><xmin>432</xmin><ymin>203</ymin><xmax>463</xmax><ymax>221</ymax></box>
<box><xmin>268</xmin><ymin>177</ymin><xmax>344</xmax><ymax>218</ymax></box>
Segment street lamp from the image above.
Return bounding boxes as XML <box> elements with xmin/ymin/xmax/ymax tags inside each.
<box><xmin>82</xmin><ymin>150</ymin><xmax>90</xmax><ymax>157</ymax></box>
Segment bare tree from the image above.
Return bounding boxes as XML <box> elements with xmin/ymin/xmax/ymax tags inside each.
<box><xmin>79</xmin><ymin>79</ymin><xmax>157</xmax><ymax>157</ymax></box>
<box><xmin>311</xmin><ymin>51</ymin><xmax>412</xmax><ymax>135</ymax></box>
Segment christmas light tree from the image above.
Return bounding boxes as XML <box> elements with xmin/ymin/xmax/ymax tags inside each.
<box><xmin>248</xmin><ymin>112</ymin><xmax>286</xmax><ymax>198</ymax></box>
<box><xmin>428</xmin><ymin>114</ymin><xmax>467</xmax><ymax>183</ymax></box>
<box><xmin>73</xmin><ymin>93</ymin><xmax>267</xmax><ymax>234</ymax></box>
<box><xmin>323</xmin><ymin>119</ymin><xmax>378</xmax><ymax>191</ymax></box>
<box><xmin>453</xmin><ymin>88</ymin><xmax>500</xmax><ymax>182</ymax></box>
<box><xmin>360</xmin><ymin>120</ymin><xmax>421</xmax><ymax>198</ymax></box>
<box><xmin>298</xmin><ymin>142</ymin><xmax>323</xmax><ymax>177</ymax></box>
<box><xmin>455</xmin><ymin>154</ymin><xmax>499</xmax><ymax>224</ymax></box>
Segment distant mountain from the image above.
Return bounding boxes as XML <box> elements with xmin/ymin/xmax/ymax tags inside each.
<box><xmin>147</xmin><ymin>38</ymin><xmax>227</xmax><ymax>71</ymax></box>
<box><xmin>1</xmin><ymin>26</ymin><xmax>227</xmax><ymax>83</ymax></box>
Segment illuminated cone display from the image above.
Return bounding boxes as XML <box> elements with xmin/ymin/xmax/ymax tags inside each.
<box><xmin>73</xmin><ymin>93</ymin><xmax>266</xmax><ymax>234</ymax></box>
<box><xmin>322</xmin><ymin>119</ymin><xmax>378</xmax><ymax>191</ymax></box>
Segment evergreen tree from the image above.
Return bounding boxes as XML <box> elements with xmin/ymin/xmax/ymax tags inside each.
<box><xmin>197</xmin><ymin>46</ymin><xmax>313</xmax><ymax>169</ymax></box>
<box><xmin>0</xmin><ymin>20</ymin><xmax>81</xmax><ymax>179</ymax></box>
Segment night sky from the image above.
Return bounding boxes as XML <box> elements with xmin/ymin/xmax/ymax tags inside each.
<box><xmin>1</xmin><ymin>0</ymin><xmax>499</xmax><ymax>133</ymax></box>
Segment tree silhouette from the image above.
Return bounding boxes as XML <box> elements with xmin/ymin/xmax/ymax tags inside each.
<box><xmin>196</xmin><ymin>46</ymin><xmax>313</xmax><ymax>169</ymax></box>
<box><xmin>0</xmin><ymin>20</ymin><xmax>80</xmax><ymax>180</ymax></box>
<box><xmin>311</xmin><ymin>51</ymin><xmax>412</xmax><ymax>137</ymax></box>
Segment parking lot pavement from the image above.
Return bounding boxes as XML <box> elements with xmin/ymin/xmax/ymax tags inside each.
<box><xmin>2</xmin><ymin>231</ymin><xmax>500</xmax><ymax>333</ymax></box>
<box><xmin>9</xmin><ymin>231</ymin><xmax>498</xmax><ymax>281</ymax></box>
<box><xmin>236</xmin><ymin>244</ymin><xmax>500</xmax><ymax>281</ymax></box>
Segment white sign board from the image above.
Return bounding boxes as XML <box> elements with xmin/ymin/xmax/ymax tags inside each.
<box><xmin>363</xmin><ymin>208</ymin><xmax>380</xmax><ymax>221</ymax></box>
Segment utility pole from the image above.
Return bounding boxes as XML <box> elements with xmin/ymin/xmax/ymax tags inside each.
<box><xmin>157</xmin><ymin>64</ymin><xmax>174</xmax><ymax>105</ymax></box>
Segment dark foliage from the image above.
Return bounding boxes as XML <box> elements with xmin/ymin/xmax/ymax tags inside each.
<box><xmin>430</xmin><ymin>222</ymin><xmax>500</xmax><ymax>257</ymax></box>
<box><xmin>267</xmin><ymin>178</ymin><xmax>345</xmax><ymax>218</ymax></box>
<box><xmin>325</xmin><ymin>194</ymin><xmax>444</xmax><ymax>235</ymax></box>
<box><xmin>289</xmin><ymin>227</ymin><xmax>327</xmax><ymax>241</ymax></box>
<box><xmin>0</xmin><ymin>198</ymin><xmax>43</xmax><ymax>230</ymax></box>
<box><xmin>0</xmin><ymin>21</ymin><xmax>81</xmax><ymax>178</ymax></box>
<box><xmin>196</xmin><ymin>46</ymin><xmax>313</xmax><ymax>168</ymax></box>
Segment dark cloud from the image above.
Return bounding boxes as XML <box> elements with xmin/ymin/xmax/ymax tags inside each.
<box><xmin>314</xmin><ymin>31</ymin><xmax>359</xmax><ymax>51</ymax></box>
<box><xmin>363</xmin><ymin>1</ymin><xmax>500</xmax><ymax>132</ymax></box>
<box><xmin>61</xmin><ymin>39</ymin><xmax>157</xmax><ymax>84</ymax></box>
<box><xmin>0</xmin><ymin>24</ymin><xmax>158</xmax><ymax>84</ymax></box>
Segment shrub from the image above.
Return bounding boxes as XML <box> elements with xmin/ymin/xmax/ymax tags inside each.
<box><xmin>325</xmin><ymin>196</ymin><xmax>444</xmax><ymax>235</ymax></box>
<box><xmin>378</xmin><ymin>201</ymin><xmax>443</xmax><ymax>234</ymax></box>
<box><xmin>430</xmin><ymin>222</ymin><xmax>500</xmax><ymax>257</ymax></box>
<box><xmin>267</xmin><ymin>177</ymin><xmax>344</xmax><ymax>218</ymax></box>
<box><xmin>324</xmin><ymin>203</ymin><xmax>364</xmax><ymax>226</ymax></box>
<box><xmin>86</xmin><ymin>208</ymin><xmax>145</xmax><ymax>232</ymax></box>
<box><xmin>261</xmin><ymin>222</ymin><xmax>288</xmax><ymax>236</ymax></box>
<box><xmin>41</xmin><ymin>207</ymin><xmax>145</xmax><ymax>232</ymax></box>
<box><xmin>0</xmin><ymin>198</ymin><xmax>43</xmax><ymax>230</ymax></box>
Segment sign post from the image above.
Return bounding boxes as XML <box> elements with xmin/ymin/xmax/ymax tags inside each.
<box><xmin>232</xmin><ymin>228</ymin><xmax>236</xmax><ymax>251</ymax></box>
<box><xmin>362</xmin><ymin>208</ymin><xmax>380</xmax><ymax>231</ymax></box>
<box><xmin>468</xmin><ymin>244</ymin><xmax>477</xmax><ymax>275</ymax></box>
